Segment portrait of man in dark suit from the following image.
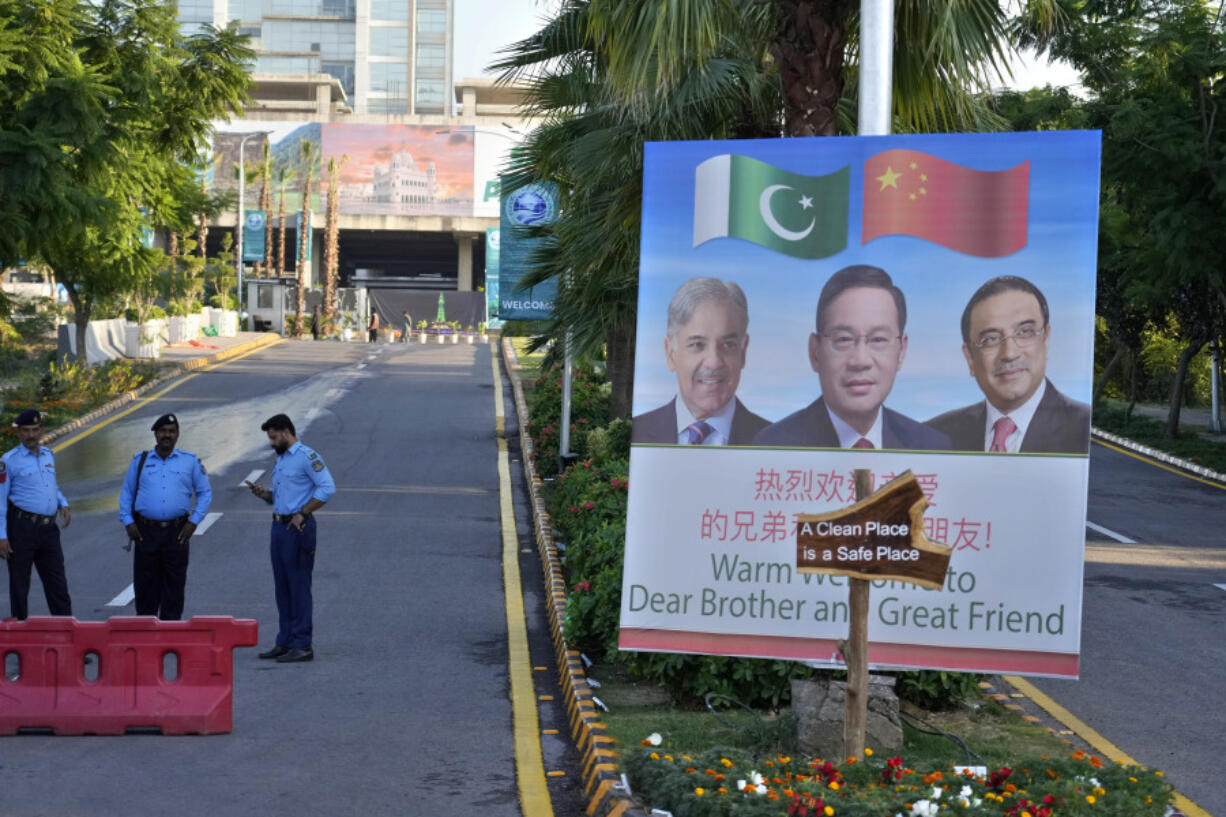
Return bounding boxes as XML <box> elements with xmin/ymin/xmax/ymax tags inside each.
<box><xmin>754</xmin><ymin>265</ymin><xmax>950</xmax><ymax>450</ymax></box>
<box><xmin>632</xmin><ymin>278</ymin><xmax>769</xmax><ymax>445</ymax></box>
<box><xmin>926</xmin><ymin>275</ymin><xmax>1090</xmax><ymax>454</ymax></box>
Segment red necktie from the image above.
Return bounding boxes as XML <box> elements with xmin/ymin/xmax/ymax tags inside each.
<box><xmin>990</xmin><ymin>417</ymin><xmax>1017</xmax><ymax>452</ymax></box>
<box><xmin>852</xmin><ymin>437</ymin><xmax>874</xmax><ymax>449</ymax></box>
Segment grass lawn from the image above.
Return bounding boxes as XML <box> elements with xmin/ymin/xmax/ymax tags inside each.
<box><xmin>597</xmin><ymin>664</ymin><xmax>1075</xmax><ymax>770</ymax></box>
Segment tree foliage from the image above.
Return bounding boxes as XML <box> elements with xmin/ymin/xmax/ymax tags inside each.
<box><xmin>495</xmin><ymin>0</ymin><xmax>1062</xmax><ymax>418</ymax></box>
<box><xmin>0</xmin><ymin>0</ymin><xmax>251</xmax><ymax>356</ymax></box>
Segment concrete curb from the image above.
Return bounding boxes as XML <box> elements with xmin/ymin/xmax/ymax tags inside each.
<box><xmin>502</xmin><ymin>339</ymin><xmax>641</xmax><ymax>817</ymax></box>
<box><xmin>43</xmin><ymin>334</ymin><xmax>283</xmax><ymax>445</ymax></box>
<box><xmin>1090</xmin><ymin>426</ymin><xmax>1226</xmax><ymax>484</ymax></box>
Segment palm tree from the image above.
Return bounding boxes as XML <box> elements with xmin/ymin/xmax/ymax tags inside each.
<box><xmin>323</xmin><ymin>154</ymin><xmax>348</xmax><ymax>327</ymax></box>
<box><xmin>275</xmin><ymin>163</ymin><xmax>296</xmax><ymax>278</ymax></box>
<box><xmin>259</xmin><ymin>142</ymin><xmax>273</xmax><ymax>278</ymax></box>
<box><xmin>294</xmin><ymin>139</ymin><xmax>317</xmax><ymax>337</ymax></box>
<box><xmin>495</xmin><ymin>0</ymin><xmax>1064</xmax><ymax>416</ymax></box>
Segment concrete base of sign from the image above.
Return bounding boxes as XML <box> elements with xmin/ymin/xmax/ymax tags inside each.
<box><xmin>792</xmin><ymin>674</ymin><xmax>903</xmax><ymax>756</ymax></box>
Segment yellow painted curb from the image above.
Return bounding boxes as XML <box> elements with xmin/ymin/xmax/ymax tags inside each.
<box><xmin>492</xmin><ymin>348</ymin><xmax>554</xmax><ymax>817</ymax></box>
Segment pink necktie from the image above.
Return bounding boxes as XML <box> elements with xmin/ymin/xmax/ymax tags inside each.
<box><xmin>852</xmin><ymin>437</ymin><xmax>874</xmax><ymax>449</ymax></box>
<box><xmin>990</xmin><ymin>417</ymin><xmax>1017</xmax><ymax>452</ymax></box>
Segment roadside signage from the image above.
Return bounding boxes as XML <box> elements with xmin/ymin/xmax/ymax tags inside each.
<box><xmin>796</xmin><ymin>471</ymin><xmax>952</xmax><ymax>589</ymax></box>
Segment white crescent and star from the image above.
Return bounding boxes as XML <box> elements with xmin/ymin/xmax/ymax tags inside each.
<box><xmin>759</xmin><ymin>184</ymin><xmax>815</xmax><ymax>241</ymax></box>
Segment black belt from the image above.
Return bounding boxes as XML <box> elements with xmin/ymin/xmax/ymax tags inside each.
<box><xmin>135</xmin><ymin>513</ymin><xmax>189</xmax><ymax>529</ymax></box>
<box><xmin>273</xmin><ymin>513</ymin><xmax>296</xmax><ymax>524</ymax></box>
<box><xmin>8</xmin><ymin>504</ymin><xmax>56</xmax><ymax>525</ymax></box>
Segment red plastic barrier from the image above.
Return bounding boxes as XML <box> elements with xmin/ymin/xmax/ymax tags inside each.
<box><xmin>0</xmin><ymin>616</ymin><xmax>258</xmax><ymax>735</ymax></box>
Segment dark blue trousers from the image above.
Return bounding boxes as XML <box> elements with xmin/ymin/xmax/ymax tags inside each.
<box><xmin>6</xmin><ymin>511</ymin><xmax>72</xmax><ymax>621</ymax></box>
<box><xmin>270</xmin><ymin>517</ymin><xmax>315</xmax><ymax>649</ymax></box>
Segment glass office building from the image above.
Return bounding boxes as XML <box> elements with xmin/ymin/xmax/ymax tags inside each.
<box><xmin>179</xmin><ymin>0</ymin><xmax>454</xmax><ymax>115</ymax></box>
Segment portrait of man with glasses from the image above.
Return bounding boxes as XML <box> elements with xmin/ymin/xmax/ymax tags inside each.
<box><xmin>754</xmin><ymin>265</ymin><xmax>950</xmax><ymax>450</ymax></box>
<box><xmin>927</xmin><ymin>275</ymin><xmax>1090</xmax><ymax>454</ymax></box>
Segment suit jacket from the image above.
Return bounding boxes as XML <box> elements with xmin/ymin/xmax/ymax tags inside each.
<box><xmin>631</xmin><ymin>397</ymin><xmax>770</xmax><ymax>445</ymax></box>
<box><xmin>752</xmin><ymin>397</ymin><xmax>951</xmax><ymax>450</ymax></box>
<box><xmin>925</xmin><ymin>379</ymin><xmax>1090</xmax><ymax>454</ymax></box>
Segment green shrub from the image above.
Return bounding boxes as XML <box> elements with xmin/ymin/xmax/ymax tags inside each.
<box><xmin>500</xmin><ymin>320</ymin><xmax>550</xmax><ymax>338</ymax></box>
<box><xmin>583</xmin><ymin>417</ymin><xmax>631</xmax><ymax>464</ymax></box>
<box><xmin>189</xmin><ymin>300</ymin><xmax>203</xmax><ymax>314</ymax></box>
<box><xmin>147</xmin><ymin>305</ymin><xmax>167</xmax><ymax>320</ymax></box>
<box><xmin>896</xmin><ymin>670</ymin><xmax>985</xmax><ymax>710</ymax></box>
<box><xmin>166</xmin><ymin>302</ymin><xmax>187</xmax><ymax>317</ymax></box>
<box><xmin>526</xmin><ymin>366</ymin><xmax>610</xmax><ymax>478</ymax></box>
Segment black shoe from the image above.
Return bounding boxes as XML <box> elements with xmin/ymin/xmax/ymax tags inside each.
<box><xmin>259</xmin><ymin>645</ymin><xmax>290</xmax><ymax>660</ymax></box>
<box><xmin>276</xmin><ymin>647</ymin><xmax>314</xmax><ymax>663</ymax></box>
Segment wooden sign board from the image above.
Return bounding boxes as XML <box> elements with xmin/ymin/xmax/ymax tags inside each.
<box><xmin>796</xmin><ymin>470</ymin><xmax>952</xmax><ymax>590</ymax></box>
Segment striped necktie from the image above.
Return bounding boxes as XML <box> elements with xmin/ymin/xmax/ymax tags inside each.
<box><xmin>684</xmin><ymin>421</ymin><xmax>715</xmax><ymax>445</ymax></box>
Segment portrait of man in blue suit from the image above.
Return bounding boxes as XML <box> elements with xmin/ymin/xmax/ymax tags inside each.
<box><xmin>754</xmin><ymin>265</ymin><xmax>950</xmax><ymax>451</ymax></box>
<box><xmin>632</xmin><ymin>278</ymin><xmax>770</xmax><ymax>446</ymax></box>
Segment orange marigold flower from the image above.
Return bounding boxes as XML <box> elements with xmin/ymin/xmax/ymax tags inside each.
<box><xmin>1155</xmin><ymin>771</ymin><xmax>1164</xmax><ymax>777</ymax></box>
<box><xmin>1086</xmin><ymin>795</ymin><xmax>1096</xmax><ymax>804</ymax></box>
<box><xmin>846</xmin><ymin>757</ymin><xmax>858</xmax><ymax>764</ymax></box>
<box><xmin>649</xmin><ymin>753</ymin><xmax>659</xmax><ymax>760</ymax></box>
<box><xmin>694</xmin><ymin>787</ymin><xmax>705</xmax><ymax>796</ymax></box>
<box><xmin>685</xmin><ymin>768</ymin><xmax>696</xmax><ymax>774</ymax></box>
<box><xmin>824</xmin><ymin>807</ymin><xmax>834</xmax><ymax>816</ymax></box>
<box><xmin>864</xmin><ymin>748</ymin><xmax>873</xmax><ymax>756</ymax></box>
<box><xmin>1089</xmin><ymin>756</ymin><xmax>1103</xmax><ymax>768</ymax></box>
<box><xmin>717</xmin><ymin>787</ymin><xmax>728</xmax><ymax>795</ymax></box>
<box><xmin>720</xmin><ymin>758</ymin><xmax>733</xmax><ymax>768</ymax></box>
<box><xmin>829</xmin><ymin>781</ymin><xmax>840</xmax><ymax>791</ymax></box>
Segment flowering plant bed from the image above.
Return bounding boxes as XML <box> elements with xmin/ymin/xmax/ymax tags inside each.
<box><xmin>624</xmin><ymin>745</ymin><xmax>1173</xmax><ymax>817</ymax></box>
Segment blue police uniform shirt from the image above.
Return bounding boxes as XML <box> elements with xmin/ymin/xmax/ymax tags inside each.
<box><xmin>0</xmin><ymin>444</ymin><xmax>69</xmax><ymax>538</ymax></box>
<box><xmin>118</xmin><ymin>448</ymin><xmax>213</xmax><ymax>526</ymax></box>
<box><xmin>271</xmin><ymin>441</ymin><xmax>335</xmax><ymax>516</ymax></box>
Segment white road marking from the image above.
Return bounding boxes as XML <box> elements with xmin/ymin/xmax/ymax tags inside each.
<box><xmin>355</xmin><ymin>362</ymin><xmax>366</xmax><ymax>370</ymax></box>
<box><xmin>1214</xmin><ymin>584</ymin><xmax>1226</xmax><ymax>593</ymax></box>
<box><xmin>326</xmin><ymin>388</ymin><xmax>345</xmax><ymax>399</ymax></box>
<box><xmin>106</xmin><ymin>585</ymin><xmax>135</xmax><ymax>607</ymax></box>
<box><xmin>1086</xmin><ymin>521</ymin><xmax>1135</xmax><ymax>544</ymax></box>
<box><xmin>240</xmin><ymin>469</ymin><xmax>264</xmax><ymax>487</ymax></box>
<box><xmin>195</xmin><ymin>512</ymin><xmax>222</xmax><ymax>536</ymax></box>
<box><xmin>304</xmin><ymin>407</ymin><xmax>322</xmax><ymax>423</ymax></box>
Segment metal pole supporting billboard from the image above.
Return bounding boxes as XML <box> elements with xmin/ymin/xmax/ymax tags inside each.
<box><xmin>840</xmin><ymin>0</ymin><xmax>895</xmax><ymax>759</ymax></box>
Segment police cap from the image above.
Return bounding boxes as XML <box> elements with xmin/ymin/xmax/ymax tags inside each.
<box><xmin>151</xmin><ymin>413</ymin><xmax>179</xmax><ymax>431</ymax></box>
<box><xmin>12</xmin><ymin>409</ymin><xmax>42</xmax><ymax>427</ymax></box>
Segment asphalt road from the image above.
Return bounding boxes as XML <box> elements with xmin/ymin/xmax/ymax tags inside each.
<box><xmin>1050</xmin><ymin>440</ymin><xmax>1226</xmax><ymax>817</ymax></box>
<box><xmin>0</xmin><ymin>339</ymin><xmax>583</xmax><ymax>817</ymax></box>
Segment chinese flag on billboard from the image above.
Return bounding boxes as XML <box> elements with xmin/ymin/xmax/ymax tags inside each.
<box><xmin>861</xmin><ymin>149</ymin><xmax>1029</xmax><ymax>257</ymax></box>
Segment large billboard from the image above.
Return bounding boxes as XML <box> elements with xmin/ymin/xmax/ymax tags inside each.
<box><xmin>321</xmin><ymin>124</ymin><xmax>474</xmax><ymax>217</ymax></box>
<box><xmin>621</xmin><ymin>131</ymin><xmax>1101</xmax><ymax>678</ymax></box>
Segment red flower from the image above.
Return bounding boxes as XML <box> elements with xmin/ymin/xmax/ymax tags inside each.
<box><xmin>583</xmin><ymin>501</ymin><xmax>595</xmax><ymax>510</ymax></box>
<box><xmin>574</xmin><ymin>581</ymin><xmax>590</xmax><ymax>592</ymax></box>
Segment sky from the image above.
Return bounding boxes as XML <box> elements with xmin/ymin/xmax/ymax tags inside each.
<box><xmin>452</xmin><ymin>0</ymin><xmax>1084</xmax><ymax>91</ymax></box>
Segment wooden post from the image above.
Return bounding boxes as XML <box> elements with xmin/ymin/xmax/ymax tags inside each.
<box><xmin>840</xmin><ymin>468</ymin><xmax>874</xmax><ymax>758</ymax></box>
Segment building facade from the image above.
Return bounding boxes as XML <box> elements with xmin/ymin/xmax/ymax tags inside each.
<box><xmin>178</xmin><ymin>0</ymin><xmax>454</xmax><ymax>116</ymax></box>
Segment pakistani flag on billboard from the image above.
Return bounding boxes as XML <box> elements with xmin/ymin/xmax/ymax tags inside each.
<box><xmin>693</xmin><ymin>154</ymin><xmax>849</xmax><ymax>259</ymax></box>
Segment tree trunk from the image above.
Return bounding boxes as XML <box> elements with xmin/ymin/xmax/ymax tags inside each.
<box><xmin>773</xmin><ymin>0</ymin><xmax>854</xmax><ymax>137</ymax></box>
<box><xmin>1126</xmin><ymin>354</ymin><xmax>1138</xmax><ymax>425</ymax></box>
<box><xmin>605</xmin><ymin>317</ymin><xmax>636</xmax><ymax>419</ymax></box>
<box><xmin>296</xmin><ymin>173</ymin><xmax>313</xmax><ymax>338</ymax></box>
<box><xmin>277</xmin><ymin>189</ymin><xmax>287</xmax><ymax>278</ymax></box>
<box><xmin>1166</xmin><ymin>338</ymin><xmax>1207</xmax><ymax>439</ymax></box>
<box><xmin>65</xmin><ymin>286</ymin><xmax>89</xmax><ymax>365</ymax></box>
<box><xmin>1093</xmin><ymin>344</ymin><xmax>1127</xmax><ymax>406</ymax></box>
<box><xmin>261</xmin><ymin>157</ymin><xmax>273</xmax><ymax>278</ymax></box>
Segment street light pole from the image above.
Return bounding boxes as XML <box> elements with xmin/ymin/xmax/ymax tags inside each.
<box><xmin>236</xmin><ymin>133</ymin><xmax>258</xmax><ymax>319</ymax></box>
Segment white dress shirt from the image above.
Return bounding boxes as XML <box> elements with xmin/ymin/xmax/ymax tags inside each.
<box><xmin>983</xmin><ymin>379</ymin><xmax>1046</xmax><ymax>453</ymax></box>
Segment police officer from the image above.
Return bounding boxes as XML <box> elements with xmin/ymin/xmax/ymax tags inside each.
<box><xmin>0</xmin><ymin>409</ymin><xmax>72</xmax><ymax>620</ymax></box>
<box><xmin>246</xmin><ymin>413</ymin><xmax>335</xmax><ymax>663</ymax></box>
<box><xmin>118</xmin><ymin>413</ymin><xmax>212</xmax><ymax>620</ymax></box>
